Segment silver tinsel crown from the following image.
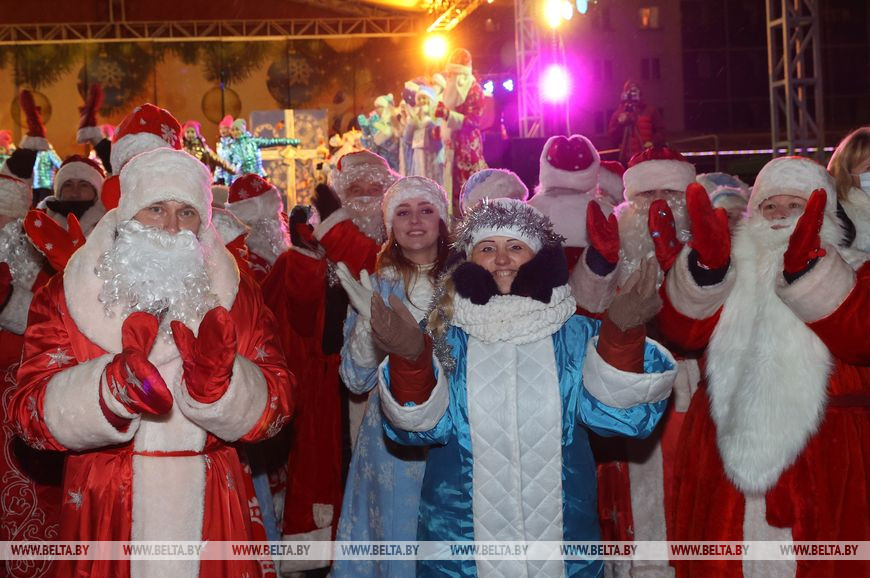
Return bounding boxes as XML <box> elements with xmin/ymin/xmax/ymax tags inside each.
<box><xmin>452</xmin><ymin>198</ymin><xmax>565</xmax><ymax>254</ymax></box>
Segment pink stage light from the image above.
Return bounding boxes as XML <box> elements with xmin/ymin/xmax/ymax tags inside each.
<box><xmin>541</xmin><ymin>65</ymin><xmax>570</xmax><ymax>102</ymax></box>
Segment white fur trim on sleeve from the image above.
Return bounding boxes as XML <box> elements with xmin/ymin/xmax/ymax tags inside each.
<box><xmin>43</xmin><ymin>354</ymin><xmax>139</xmax><ymax>451</ymax></box>
<box><xmin>378</xmin><ymin>354</ymin><xmax>448</xmax><ymax>432</ymax></box>
<box><xmin>582</xmin><ymin>337</ymin><xmax>677</xmax><ymax>408</ymax></box>
<box><xmin>664</xmin><ymin>245</ymin><xmax>736</xmax><ymax>320</ymax></box>
<box><xmin>447</xmin><ymin>110</ymin><xmax>466</xmax><ymax>131</ymax></box>
<box><xmin>76</xmin><ymin>126</ymin><xmax>104</xmax><ymax>145</ymax></box>
<box><xmin>0</xmin><ymin>285</ymin><xmax>33</xmax><ymax>335</ymax></box>
<box><xmin>313</xmin><ymin>207</ymin><xmax>352</xmax><ymax>241</ymax></box>
<box><xmin>775</xmin><ymin>246</ymin><xmax>856</xmax><ymax>323</ymax></box>
<box><xmin>569</xmin><ymin>250</ymin><xmax>619</xmax><ymax>314</ymax></box>
<box><xmin>176</xmin><ymin>355</ymin><xmax>268</xmax><ymax>442</ymax></box>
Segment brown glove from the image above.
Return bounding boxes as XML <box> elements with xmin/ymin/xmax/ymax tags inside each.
<box><xmin>606</xmin><ymin>257</ymin><xmax>662</xmax><ymax>331</ymax></box>
<box><xmin>370</xmin><ymin>294</ymin><xmax>425</xmax><ymax>361</ymax></box>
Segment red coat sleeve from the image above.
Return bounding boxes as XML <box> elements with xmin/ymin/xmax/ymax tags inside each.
<box><xmin>318</xmin><ymin>219</ymin><xmax>380</xmax><ymax>276</ymax></box>
<box><xmin>657</xmin><ymin>286</ymin><xmax>721</xmax><ymax>353</ymax></box>
<box><xmin>805</xmin><ymin>261</ymin><xmax>870</xmax><ymax>365</ymax></box>
<box><xmin>261</xmin><ymin>248</ymin><xmax>327</xmax><ymax>340</ymax></box>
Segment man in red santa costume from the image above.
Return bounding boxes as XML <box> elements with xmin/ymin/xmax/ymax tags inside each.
<box><xmin>595</xmin><ymin>145</ymin><xmax>699</xmax><ymax>577</ymax></box>
<box><xmin>226</xmin><ymin>173</ymin><xmax>291</xmax><ymax>282</ymax></box>
<box><xmin>36</xmin><ymin>154</ymin><xmax>107</xmax><ymax>236</ymax></box>
<box><xmin>10</xmin><ymin>147</ymin><xmax>294</xmax><ymax>578</ymax></box>
<box><xmin>261</xmin><ymin>150</ymin><xmax>397</xmax><ymax>573</ymax></box>
<box><xmin>0</xmin><ymin>174</ymin><xmax>61</xmax><ymax>578</ymax></box>
<box><xmin>529</xmin><ymin>134</ymin><xmax>622</xmax><ymax>317</ymax></box>
<box><xmin>658</xmin><ymin>156</ymin><xmax>869</xmax><ymax>577</ymax></box>
<box><xmin>436</xmin><ymin>48</ymin><xmax>488</xmax><ymax>215</ymax></box>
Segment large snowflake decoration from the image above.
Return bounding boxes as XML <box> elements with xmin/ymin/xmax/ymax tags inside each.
<box><xmin>96</xmin><ymin>60</ymin><xmax>124</xmax><ymax>89</ymax></box>
<box><xmin>45</xmin><ymin>348</ymin><xmax>74</xmax><ymax>368</ymax></box>
<box><xmin>286</xmin><ymin>59</ymin><xmax>312</xmax><ymax>86</ymax></box>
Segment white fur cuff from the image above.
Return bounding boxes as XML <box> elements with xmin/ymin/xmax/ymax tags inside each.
<box><xmin>313</xmin><ymin>207</ymin><xmax>352</xmax><ymax>241</ymax></box>
<box><xmin>582</xmin><ymin>338</ymin><xmax>677</xmax><ymax>408</ymax></box>
<box><xmin>378</xmin><ymin>355</ymin><xmax>449</xmax><ymax>432</ymax></box>
<box><xmin>447</xmin><ymin>110</ymin><xmax>466</xmax><ymax>131</ymax></box>
<box><xmin>776</xmin><ymin>246</ymin><xmax>856</xmax><ymax>323</ymax></box>
<box><xmin>665</xmin><ymin>245</ymin><xmax>736</xmax><ymax>320</ymax></box>
<box><xmin>76</xmin><ymin>126</ymin><xmax>104</xmax><ymax>145</ymax></box>
<box><xmin>569</xmin><ymin>250</ymin><xmax>619</xmax><ymax>314</ymax></box>
<box><xmin>0</xmin><ymin>285</ymin><xmax>33</xmax><ymax>335</ymax></box>
<box><xmin>177</xmin><ymin>355</ymin><xmax>268</xmax><ymax>442</ymax></box>
<box><xmin>43</xmin><ymin>354</ymin><xmax>139</xmax><ymax>450</ymax></box>
<box><xmin>280</xmin><ymin>527</ymin><xmax>333</xmax><ymax>572</ymax></box>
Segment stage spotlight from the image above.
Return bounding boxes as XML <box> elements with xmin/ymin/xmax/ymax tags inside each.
<box><xmin>483</xmin><ymin>80</ymin><xmax>495</xmax><ymax>96</ymax></box>
<box><xmin>543</xmin><ymin>0</ymin><xmax>573</xmax><ymax>28</ymax></box>
<box><xmin>576</xmin><ymin>0</ymin><xmax>589</xmax><ymax>15</ymax></box>
<box><xmin>502</xmin><ymin>79</ymin><xmax>515</xmax><ymax>92</ymax></box>
<box><xmin>423</xmin><ymin>35</ymin><xmax>448</xmax><ymax>61</ymax></box>
<box><xmin>541</xmin><ymin>64</ymin><xmax>570</xmax><ymax>102</ymax></box>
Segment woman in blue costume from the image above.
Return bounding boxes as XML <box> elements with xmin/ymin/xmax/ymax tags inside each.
<box><xmin>369</xmin><ymin>198</ymin><xmax>678</xmax><ymax>577</ymax></box>
<box><xmin>332</xmin><ymin>176</ymin><xmax>450</xmax><ymax>577</ymax></box>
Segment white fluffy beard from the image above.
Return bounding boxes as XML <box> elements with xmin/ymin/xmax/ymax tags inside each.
<box><xmin>615</xmin><ymin>194</ymin><xmax>689</xmax><ymax>286</ymax></box>
<box><xmin>95</xmin><ymin>219</ymin><xmax>219</xmax><ymax>339</ymax></box>
<box><xmin>343</xmin><ymin>196</ymin><xmax>386</xmax><ymax>244</ymax></box>
<box><xmin>0</xmin><ymin>219</ymin><xmax>43</xmax><ymax>289</ymax></box>
<box><xmin>245</xmin><ymin>216</ymin><xmax>291</xmax><ymax>265</ymax></box>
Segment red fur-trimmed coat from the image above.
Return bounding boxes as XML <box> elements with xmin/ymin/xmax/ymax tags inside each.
<box><xmin>8</xmin><ymin>210</ymin><xmax>294</xmax><ymax>578</ymax></box>
<box><xmin>261</xmin><ymin>207</ymin><xmax>379</xmax><ymax>572</ymax></box>
<box><xmin>658</xmin><ymin>235</ymin><xmax>870</xmax><ymax>577</ymax></box>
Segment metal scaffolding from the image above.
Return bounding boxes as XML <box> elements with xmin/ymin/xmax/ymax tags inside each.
<box><xmin>766</xmin><ymin>0</ymin><xmax>825</xmax><ymax>158</ymax></box>
<box><xmin>426</xmin><ymin>0</ymin><xmax>485</xmax><ymax>32</ymax></box>
<box><xmin>515</xmin><ymin>0</ymin><xmax>543</xmax><ymax>138</ymax></box>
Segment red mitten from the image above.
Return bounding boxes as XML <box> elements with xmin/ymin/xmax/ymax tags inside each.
<box><xmin>101</xmin><ymin>175</ymin><xmax>121</xmax><ymax>209</ymax></box>
<box><xmin>686</xmin><ymin>183</ymin><xmax>730</xmax><ymax>269</ymax></box>
<box><xmin>434</xmin><ymin>101</ymin><xmax>449</xmax><ymax>120</ymax></box>
<box><xmin>0</xmin><ymin>262</ymin><xmax>12</xmax><ymax>306</ymax></box>
<box><xmin>77</xmin><ymin>84</ymin><xmax>104</xmax><ymax>144</ymax></box>
<box><xmin>18</xmin><ymin>90</ymin><xmax>47</xmax><ymax>146</ymax></box>
<box><xmin>586</xmin><ymin>201</ymin><xmax>620</xmax><ymax>264</ymax></box>
<box><xmin>24</xmin><ymin>210</ymin><xmax>86</xmax><ymax>272</ymax></box>
<box><xmin>171</xmin><ymin>307</ymin><xmax>237</xmax><ymax>404</ymax></box>
<box><xmin>103</xmin><ymin>312</ymin><xmax>173</xmax><ymax>417</ymax></box>
<box><xmin>783</xmin><ymin>189</ymin><xmax>827</xmax><ymax>275</ymax></box>
<box><xmin>648</xmin><ymin>199</ymin><xmax>684</xmax><ymax>272</ymax></box>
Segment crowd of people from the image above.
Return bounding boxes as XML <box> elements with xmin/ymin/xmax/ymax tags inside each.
<box><xmin>0</xmin><ymin>50</ymin><xmax>868</xmax><ymax>578</ymax></box>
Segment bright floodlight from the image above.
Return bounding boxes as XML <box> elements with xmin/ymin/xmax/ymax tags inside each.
<box><xmin>483</xmin><ymin>80</ymin><xmax>494</xmax><ymax>96</ymax></box>
<box><xmin>541</xmin><ymin>64</ymin><xmax>570</xmax><ymax>102</ymax></box>
<box><xmin>502</xmin><ymin>79</ymin><xmax>515</xmax><ymax>92</ymax></box>
<box><xmin>543</xmin><ymin>0</ymin><xmax>573</xmax><ymax>28</ymax></box>
<box><xmin>423</xmin><ymin>35</ymin><xmax>448</xmax><ymax>61</ymax></box>
<box><xmin>576</xmin><ymin>0</ymin><xmax>589</xmax><ymax>14</ymax></box>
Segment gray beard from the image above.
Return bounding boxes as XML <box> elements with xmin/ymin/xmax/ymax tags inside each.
<box><xmin>344</xmin><ymin>196</ymin><xmax>386</xmax><ymax>243</ymax></box>
<box><xmin>95</xmin><ymin>219</ymin><xmax>219</xmax><ymax>339</ymax></box>
<box><xmin>246</xmin><ymin>217</ymin><xmax>291</xmax><ymax>265</ymax></box>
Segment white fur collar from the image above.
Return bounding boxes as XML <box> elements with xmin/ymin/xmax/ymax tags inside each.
<box><xmin>705</xmin><ymin>223</ymin><xmax>833</xmax><ymax>494</ymax></box>
<box><xmin>63</xmin><ymin>209</ymin><xmax>240</xmax><ymax>364</ymax></box>
<box><xmin>452</xmin><ymin>284</ymin><xmax>575</xmax><ymax>344</ymax></box>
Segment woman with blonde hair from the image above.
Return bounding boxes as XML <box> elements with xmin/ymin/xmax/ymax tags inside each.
<box><xmin>827</xmin><ymin>126</ymin><xmax>870</xmax><ymax>251</ymax></box>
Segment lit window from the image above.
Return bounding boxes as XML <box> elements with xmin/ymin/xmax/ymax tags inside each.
<box><xmin>639</xmin><ymin>7</ymin><xmax>660</xmax><ymax>29</ymax></box>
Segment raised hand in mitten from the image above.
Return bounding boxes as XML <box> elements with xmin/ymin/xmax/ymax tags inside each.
<box><xmin>77</xmin><ymin>84</ymin><xmax>104</xmax><ymax>144</ymax></box>
<box><xmin>311</xmin><ymin>184</ymin><xmax>342</xmax><ymax>221</ymax></box>
<box><xmin>103</xmin><ymin>312</ymin><xmax>173</xmax><ymax>417</ymax></box>
<box><xmin>336</xmin><ymin>262</ymin><xmax>374</xmax><ymax>319</ymax></box>
<box><xmin>289</xmin><ymin>204</ymin><xmax>318</xmax><ymax>252</ymax></box>
<box><xmin>18</xmin><ymin>90</ymin><xmax>48</xmax><ymax>149</ymax></box>
<box><xmin>0</xmin><ymin>263</ymin><xmax>12</xmax><ymax>307</ymax></box>
<box><xmin>783</xmin><ymin>189</ymin><xmax>827</xmax><ymax>277</ymax></box>
<box><xmin>24</xmin><ymin>210</ymin><xmax>86</xmax><ymax>272</ymax></box>
<box><xmin>586</xmin><ymin>201</ymin><xmax>620</xmax><ymax>265</ymax></box>
<box><xmin>434</xmin><ymin>101</ymin><xmax>449</xmax><ymax>120</ymax></box>
<box><xmin>606</xmin><ymin>257</ymin><xmax>662</xmax><ymax>331</ymax></box>
<box><xmin>171</xmin><ymin>307</ymin><xmax>237</xmax><ymax>403</ymax></box>
<box><xmin>686</xmin><ymin>183</ymin><xmax>730</xmax><ymax>270</ymax></box>
<box><xmin>370</xmin><ymin>294</ymin><xmax>425</xmax><ymax>361</ymax></box>
<box><xmin>648</xmin><ymin>199</ymin><xmax>683</xmax><ymax>272</ymax></box>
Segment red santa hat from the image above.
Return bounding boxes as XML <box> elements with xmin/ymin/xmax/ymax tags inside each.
<box><xmin>218</xmin><ymin>115</ymin><xmax>234</xmax><ymax>129</ymax></box>
<box><xmin>226</xmin><ymin>173</ymin><xmax>283</xmax><ymax>224</ymax></box>
<box><xmin>329</xmin><ymin>150</ymin><xmax>398</xmax><ymax>201</ymax></box>
<box><xmin>382</xmin><ymin>176</ymin><xmax>449</xmax><ymax>235</ymax></box>
<box><xmin>598</xmin><ymin>160</ymin><xmax>625</xmax><ymax>204</ymax></box>
<box><xmin>0</xmin><ymin>174</ymin><xmax>32</xmax><ymax>219</ymax></box>
<box><xmin>53</xmin><ymin>155</ymin><xmax>106</xmax><ymax>197</ymax></box>
<box><xmin>446</xmin><ymin>48</ymin><xmax>473</xmax><ymax>75</ymax></box>
<box><xmin>110</xmin><ymin>104</ymin><xmax>183</xmax><ymax>174</ymax></box>
<box><xmin>622</xmin><ymin>146</ymin><xmax>696</xmax><ymax>202</ymax></box>
<box><xmin>748</xmin><ymin>156</ymin><xmax>837</xmax><ymax>216</ymax></box>
<box><xmin>460</xmin><ymin>168</ymin><xmax>529</xmax><ymax>214</ymax></box>
<box><xmin>118</xmin><ymin>148</ymin><xmax>212</xmax><ymax>225</ymax></box>
<box><xmin>538</xmin><ymin>134</ymin><xmax>600</xmax><ymax>193</ymax></box>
